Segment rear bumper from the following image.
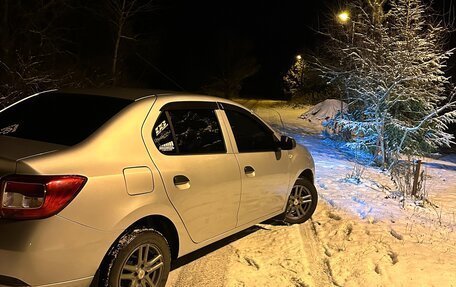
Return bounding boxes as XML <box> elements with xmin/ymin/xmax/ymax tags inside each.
<box><xmin>0</xmin><ymin>276</ymin><xmax>93</xmax><ymax>287</ymax></box>
<box><xmin>0</xmin><ymin>216</ymin><xmax>118</xmax><ymax>287</ymax></box>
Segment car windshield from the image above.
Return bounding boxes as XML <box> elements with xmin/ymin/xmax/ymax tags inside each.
<box><xmin>0</xmin><ymin>92</ymin><xmax>133</xmax><ymax>146</ymax></box>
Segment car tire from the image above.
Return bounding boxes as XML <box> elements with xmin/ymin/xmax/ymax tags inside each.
<box><xmin>284</xmin><ymin>178</ymin><xmax>318</xmax><ymax>224</ymax></box>
<box><xmin>100</xmin><ymin>229</ymin><xmax>171</xmax><ymax>287</ymax></box>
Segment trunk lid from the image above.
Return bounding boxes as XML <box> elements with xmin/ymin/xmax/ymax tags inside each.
<box><xmin>0</xmin><ymin>136</ymin><xmax>66</xmax><ymax>176</ymax></box>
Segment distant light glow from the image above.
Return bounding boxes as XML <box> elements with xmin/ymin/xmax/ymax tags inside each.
<box><xmin>337</xmin><ymin>11</ymin><xmax>350</xmax><ymax>23</ymax></box>
<box><xmin>296</xmin><ymin>55</ymin><xmax>302</xmax><ymax>61</ymax></box>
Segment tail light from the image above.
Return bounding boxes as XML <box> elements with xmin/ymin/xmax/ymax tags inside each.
<box><xmin>0</xmin><ymin>175</ymin><xmax>87</xmax><ymax>220</ymax></box>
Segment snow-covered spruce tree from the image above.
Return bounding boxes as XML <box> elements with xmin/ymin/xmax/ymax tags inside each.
<box><xmin>316</xmin><ymin>0</ymin><xmax>456</xmax><ymax>168</ymax></box>
<box><xmin>385</xmin><ymin>0</ymin><xmax>456</xmax><ymax>165</ymax></box>
<box><xmin>283</xmin><ymin>55</ymin><xmax>307</xmax><ymax>99</ymax></box>
<box><xmin>284</xmin><ymin>55</ymin><xmax>338</xmax><ymax>104</ymax></box>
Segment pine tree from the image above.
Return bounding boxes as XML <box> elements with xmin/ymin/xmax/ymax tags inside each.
<box><xmin>283</xmin><ymin>55</ymin><xmax>307</xmax><ymax>99</ymax></box>
<box><xmin>385</xmin><ymin>0</ymin><xmax>456</xmax><ymax>163</ymax></box>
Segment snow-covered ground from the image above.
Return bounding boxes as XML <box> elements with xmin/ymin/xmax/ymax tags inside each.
<box><xmin>167</xmin><ymin>100</ymin><xmax>456</xmax><ymax>287</ymax></box>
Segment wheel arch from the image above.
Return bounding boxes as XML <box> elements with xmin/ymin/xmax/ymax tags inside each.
<box><xmin>297</xmin><ymin>169</ymin><xmax>314</xmax><ymax>184</ymax></box>
<box><xmin>124</xmin><ymin>215</ymin><xmax>180</xmax><ymax>260</ymax></box>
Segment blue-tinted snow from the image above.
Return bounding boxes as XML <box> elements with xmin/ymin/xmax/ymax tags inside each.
<box><xmin>255</xmin><ymin>104</ymin><xmax>455</xmax><ymax>225</ymax></box>
<box><xmin>269</xmin><ymin>120</ymin><xmax>399</xmax><ymax>221</ymax></box>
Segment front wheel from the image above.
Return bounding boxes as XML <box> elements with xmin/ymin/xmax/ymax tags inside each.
<box><xmin>100</xmin><ymin>229</ymin><xmax>171</xmax><ymax>287</ymax></box>
<box><xmin>284</xmin><ymin>178</ymin><xmax>318</xmax><ymax>224</ymax></box>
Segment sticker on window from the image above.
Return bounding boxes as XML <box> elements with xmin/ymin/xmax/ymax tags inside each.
<box><xmin>0</xmin><ymin>124</ymin><xmax>19</xmax><ymax>135</ymax></box>
<box><xmin>159</xmin><ymin>141</ymin><xmax>175</xmax><ymax>152</ymax></box>
<box><xmin>155</xmin><ymin>120</ymin><xmax>169</xmax><ymax>136</ymax></box>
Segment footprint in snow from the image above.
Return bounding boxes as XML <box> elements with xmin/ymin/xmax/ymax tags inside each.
<box><xmin>243</xmin><ymin>256</ymin><xmax>260</xmax><ymax>270</ymax></box>
<box><xmin>390</xmin><ymin>229</ymin><xmax>403</xmax><ymax>240</ymax></box>
<box><xmin>327</xmin><ymin>211</ymin><xmax>342</xmax><ymax>220</ymax></box>
<box><xmin>290</xmin><ymin>277</ymin><xmax>309</xmax><ymax>287</ymax></box>
<box><xmin>374</xmin><ymin>264</ymin><xmax>382</xmax><ymax>274</ymax></box>
<box><xmin>318</xmin><ymin>182</ymin><xmax>328</xmax><ymax>189</ymax></box>
<box><xmin>388</xmin><ymin>250</ymin><xmax>399</xmax><ymax>265</ymax></box>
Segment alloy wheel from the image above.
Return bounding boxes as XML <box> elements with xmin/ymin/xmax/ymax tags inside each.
<box><xmin>119</xmin><ymin>243</ymin><xmax>164</xmax><ymax>287</ymax></box>
<box><xmin>286</xmin><ymin>184</ymin><xmax>313</xmax><ymax>221</ymax></box>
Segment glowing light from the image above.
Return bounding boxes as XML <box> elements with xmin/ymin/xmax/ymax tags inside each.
<box><xmin>296</xmin><ymin>55</ymin><xmax>302</xmax><ymax>61</ymax></box>
<box><xmin>337</xmin><ymin>11</ymin><xmax>350</xmax><ymax>23</ymax></box>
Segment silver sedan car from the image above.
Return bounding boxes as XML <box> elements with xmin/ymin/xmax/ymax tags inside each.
<box><xmin>0</xmin><ymin>89</ymin><xmax>317</xmax><ymax>287</ymax></box>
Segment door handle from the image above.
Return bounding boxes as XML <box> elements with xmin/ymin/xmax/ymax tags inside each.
<box><xmin>244</xmin><ymin>166</ymin><xmax>255</xmax><ymax>178</ymax></box>
<box><xmin>173</xmin><ymin>175</ymin><xmax>191</xmax><ymax>190</ymax></box>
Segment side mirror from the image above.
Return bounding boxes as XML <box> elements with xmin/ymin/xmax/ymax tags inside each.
<box><xmin>280</xmin><ymin>135</ymin><xmax>296</xmax><ymax>150</ymax></box>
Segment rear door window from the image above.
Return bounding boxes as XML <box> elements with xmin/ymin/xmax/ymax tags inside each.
<box><xmin>0</xmin><ymin>92</ymin><xmax>132</xmax><ymax>146</ymax></box>
<box><xmin>169</xmin><ymin>109</ymin><xmax>225</xmax><ymax>154</ymax></box>
<box><xmin>152</xmin><ymin>106</ymin><xmax>226</xmax><ymax>155</ymax></box>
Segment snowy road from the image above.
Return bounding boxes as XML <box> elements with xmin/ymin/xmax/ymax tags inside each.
<box><xmin>166</xmin><ymin>102</ymin><xmax>456</xmax><ymax>287</ymax></box>
<box><xmin>167</xmin><ymin>218</ymin><xmax>335</xmax><ymax>287</ymax></box>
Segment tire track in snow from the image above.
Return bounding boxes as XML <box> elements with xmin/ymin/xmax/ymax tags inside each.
<box><xmin>167</xmin><ymin>245</ymin><xmax>235</xmax><ymax>287</ymax></box>
<box><xmin>298</xmin><ymin>218</ymin><xmax>336</xmax><ymax>287</ymax></box>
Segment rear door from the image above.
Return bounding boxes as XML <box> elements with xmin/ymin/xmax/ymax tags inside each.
<box><xmin>221</xmin><ymin>104</ymin><xmax>290</xmax><ymax>226</ymax></box>
<box><xmin>145</xmin><ymin>101</ymin><xmax>241</xmax><ymax>243</ymax></box>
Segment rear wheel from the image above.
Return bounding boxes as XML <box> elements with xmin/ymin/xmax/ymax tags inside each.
<box><xmin>284</xmin><ymin>178</ymin><xmax>318</xmax><ymax>224</ymax></box>
<box><xmin>101</xmin><ymin>229</ymin><xmax>171</xmax><ymax>287</ymax></box>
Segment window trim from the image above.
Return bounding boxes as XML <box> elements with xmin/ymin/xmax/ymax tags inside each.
<box><xmin>160</xmin><ymin>101</ymin><xmax>220</xmax><ymax>111</ymax></box>
<box><xmin>164</xmin><ymin>111</ymin><xmax>180</xmax><ymax>154</ymax></box>
<box><xmin>152</xmin><ymin>103</ymin><xmax>227</xmax><ymax>156</ymax></box>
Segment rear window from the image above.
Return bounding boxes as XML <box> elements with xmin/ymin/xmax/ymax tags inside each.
<box><xmin>0</xmin><ymin>92</ymin><xmax>132</xmax><ymax>146</ymax></box>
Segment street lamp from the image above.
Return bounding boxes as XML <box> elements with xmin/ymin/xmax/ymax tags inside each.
<box><xmin>337</xmin><ymin>10</ymin><xmax>355</xmax><ymax>44</ymax></box>
<box><xmin>337</xmin><ymin>11</ymin><xmax>350</xmax><ymax>24</ymax></box>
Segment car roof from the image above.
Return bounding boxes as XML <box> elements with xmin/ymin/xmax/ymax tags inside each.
<box><xmin>57</xmin><ymin>88</ymin><xmax>176</xmax><ymax>101</ymax></box>
<box><xmin>57</xmin><ymin>88</ymin><xmax>245</xmax><ymax>107</ymax></box>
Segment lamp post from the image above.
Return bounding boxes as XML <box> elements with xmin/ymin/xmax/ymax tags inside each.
<box><xmin>295</xmin><ymin>55</ymin><xmax>304</xmax><ymax>96</ymax></box>
<box><xmin>336</xmin><ymin>11</ymin><xmax>353</xmax><ymax>112</ymax></box>
<box><xmin>337</xmin><ymin>10</ymin><xmax>355</xmax><ymax>44</ymax></box>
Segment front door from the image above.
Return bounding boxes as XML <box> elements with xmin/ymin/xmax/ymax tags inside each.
<box><xmin>222</xmin><ymin>106</ymin><xmax>290</xmax><ymax>226</ymax></box>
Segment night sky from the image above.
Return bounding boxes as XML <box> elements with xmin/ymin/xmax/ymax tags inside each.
<box><xmin>20</xmin><ymin>0</ymin><xmax>454</xmax><ymax>98</ymax></box>
<box><xmin>128</xmin><ymin>0</ymin><xmax>452</xmax><ymax>98</ymax></box>
<box><xmin>148</xmin><ymin>0</ymin><xmax>333</xmax><ymax>97</ymax></box>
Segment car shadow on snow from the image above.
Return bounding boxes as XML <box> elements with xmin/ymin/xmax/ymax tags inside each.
<box><xmin>171</xmin><ymin>217</ymin><xmax>288</xmax><ymax>270</ymax></box>
<box><xmin>171</xmin><ymin>225</ymin><xmax>262</xmax><ymax>270</ymax></box>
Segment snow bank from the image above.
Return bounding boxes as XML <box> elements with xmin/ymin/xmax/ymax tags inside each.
<box><xmin>299</xmin><ymin>99</ymin><xmax>347</xmax><ymax>121</ymax></box>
